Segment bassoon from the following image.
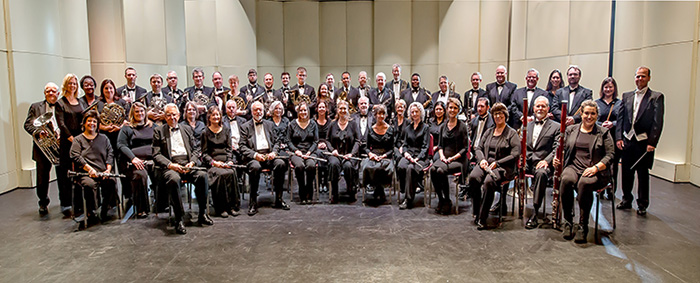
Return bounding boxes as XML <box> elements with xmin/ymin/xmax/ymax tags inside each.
<box><xmin>518</xmin><ymin>97</ymin><xmax>528</xmax><ymax>219</ymax></box>
<box><xmin>552</xmin><ymin>100</ymin><xmax>567</xmax><ymax>229</ymax></box>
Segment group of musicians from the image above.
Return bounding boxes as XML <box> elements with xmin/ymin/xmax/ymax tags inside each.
<box><xmin>24</xmin><ymin>64</ymin><xmax>664</xmax><ymax>241</ymax></box>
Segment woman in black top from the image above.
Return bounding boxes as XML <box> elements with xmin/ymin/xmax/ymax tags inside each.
<box><xmin>70</xmin><ymin>110</ymin><xmax>117</xmax><ymax>225</ymax></box>
<box><xmin>312</xmin><ymin>83</ymin><xmax>336</xmax><ymax>119</ymax></box>
<box><xmin>117</xmin><ymin>102</ymin><xmax>154</xmax><ymax>218</ymax></box>
<box><xmin>315</xmin><ymin>100</ymin><xmax>332</xmax><ymax>193</ymax></box>
<box><xmin>78</xmin><ymin>75</ymin><xmax>97</xmax><ymax>108</ymax></box>
<box><xmin>327</xmin><ymin>100</ymin><xmax>360</xmax><ymax>203</ymax></box>
<box><xmin>546</xmin><ymin>69</ymin><xmax>564</xmax><ymax>105</ymax></box>
<box><xmin>288</xmin><ymin>102</ymin><xmax>319</xmax><ymax>204</ymax></box>
<box><xmin>468</xmin><ymin>102</ymin><xmax>520</xmax><ymax>229</ymax></box>
<box><xmin>430</xmin><ymin>98</ymin><xmax>470</xmax><ymax>215</ymax></box>
<box><xmin>181</xmin><ymin>101</ymin><xmax>206</xmax><ymax>150</ymax></box>
<box><xmin>202</xmin><ymin>106</ymin><xmax>240</xmax><ymax>218</ymax></box>
<box><xmin>553</xmin><ymin>100</ymin><xmax>614</xmax><ymax>243</ymax></box>
<box><xmin>362</xmin><ymin>104</ymin><xmax>394</xmax><ymax>203</ymax></box>
<box><xmin>392</xmin><ymin>99</ymin><xmax>407</xmax><ymax>164</ymax></box>
<box><xmin>269</xmin><ymin>100</ymin><xmax>290</xmax><ymax>146</ymax></box>
<box><xmin>98</xmin><ymin>79</ymin><xmax>131</xmax><ymax>207</ymax></box>
<box><xmin>427</xmin><ymin>101</ymin><xmax>446</xmax><ymax>157</ymax></box>
<box><xmin>55</xmin><ymin>73</ymin><xmax>84</xmax><ymax>216</ymax></box>
<box><xmin>397</xmin><ymin>102</ymin><xmax>429</xmax><ymax>209</ymax></box>
<box><xmin>595</xmin><ymin>77</ymin><xmax>622</xmax><ymax>200</ymax></box>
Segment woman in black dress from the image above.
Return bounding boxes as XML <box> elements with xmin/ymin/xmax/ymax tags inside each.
<box><xmin>181</xmin><ymin>101</ymin><xmax>206</xmax><ymax>150</ymax></box>
<box><xmin>313</xmin><ymin>83</ymin><xmax>336</xmax><ymax>119</ymax></box>
<box><xmin>269</xmin><ymin>100</ymin><xmax>290</xmax><ymax>146</ymax></box>
<box><xmin>546</xmin><ymin>69</ymin><xmax>564</xmax><ymax>108</ymax></box>
<box><xmin>70</xmin><ymin>110</ymin><xmax>118</xmax><ymax>226</ymax></box>
<box><xmin>553</xmin><ymin>100</ymin><xmax>614</xmax><ymax>243</ymax></box>
<box><xmin>327</xmin><ymin>100</ymin><xmax>360</xmax><ymax>203</ymax></box>
<box><xmin>397</xmin><ymin>102</ymin><xmax>429</xmax><ymax>209</ymax></box>
<box><xmin>362</xmin><ymin>104</ymin><xmax>394</xmax><ymax>203</ymax></box>
<box><xmin>392</xmin><ymin>99</ymin><xmax>407</xmax><ymax>165</ymax></box>
<box><xmin>202</xmin><ymin>106</ymin><xmax>240</xmax><ymax>218</ymax></box>
<box><xmin>117</xmin><ymin>102</ymin><xmax>154</xmax><ymax>218</ymax></box>
<box><xmin>288</xmin><ymin>102</ymin><xmax>319</xmax><ymax>204</ymax></box>
<box><xmin>468</xmin><ymin>102</ymin><xmax>520</xmax><ymax>229</ymax></box>
<box><xmin>315</xmin><ymin>100</ymin><xmax>332</xmax><ymax>193</ymax></box>
<box><xmin>55</xmin><ymin>73</ymin><xmax>83</xmax><ymax>216</ymax></box>
<box><xmin>427</xmin><ymin>101</ymin><xmax>446</xmax><ymax>157</ymax></box>
<box><xmin>595</xmin><ymin>77</ymin><xmax>622</xmax><ymax>200</ymax></box>
<box><xmin>430</xmin><ymin>98</ymin><xmax>470</xmax><ymax>215</ymax></box>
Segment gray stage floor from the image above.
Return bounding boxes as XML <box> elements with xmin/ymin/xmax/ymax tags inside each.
<box><xmin>1</xmin><ymin>176</ymin><xmax>699</xmax><ymax>282</ymax></box>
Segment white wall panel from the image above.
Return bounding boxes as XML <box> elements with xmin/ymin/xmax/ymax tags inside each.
<box><xmin>8</xmin><ymin>0</ymin><xmax>61</xmax><ymax>55</ymax></box>
<box><xmin>256</xmin><ymin>1</ymin><xmax>284</xmax><ymax>69</ymax></box>
<box><xmin>569</xmin><ymin>1</ymin><xmax>610</xmax><ymax>56</ymax></box>
<box><xmin>526</xmin><ymin>0</ymin><xmax>569</xmax><ymax>59</ymax></box>
<box><xmin>319</xmin><ymin>2</ymin><xmax>347</xmax><ymax>70</ymax></box>
<box><xmin>123</xmin><ymin>0</ymin><xmax>167</xmax><ymax>64</ymax></box>
<box><xmin>184</xmin><ymin>0</ymin><xmax>218</xmax><ymax>67</ymax></box>
<box><xmin>216</xmin><ymin>0</ymin><xmax>257</xmax><ymax>71</ymax></box>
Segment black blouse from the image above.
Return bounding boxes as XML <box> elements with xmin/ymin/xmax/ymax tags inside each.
<box><xmin>70</xmin><ymin>133</ymin><xmax>114</xmax><ymax>172</ymax></box>
<box><xmin>402</xmin><ymin>121</ymin><xmax>429</xmax><ymax>161</ymax></box>
<box><xmin>316</xmin><ymin>118</ymin><xmax>331</xmax><ymax>143</ymax></box>
<box><xmin>438</xmin><ymin>120</ymin><xmax>470</xmax><ymax>161</ymax></box>
<box><xmin>56</xmin><ymin>96</ymin><xmax>84</xmax><ymax>140</ymax></box>
<box><xmin>117</xmin><ymin>123</ymin><xmax>154</xmax><ymax>160</ymax></box>
<box><xmin>595</xmin><ymin>98</ymin><xmax>621</xmax><ymax>133</ymax></box>
<box><xmin>428</xmin><ymin>117</ymin><xmax>445</xmax><ymax>147</ymax></box>
<box><xmin>270</xmin><ymin>116</ymin><xmax>290</xmax><ymax>145</ymax></box>
<box><xmin>288</xmin><ymin>119</ymin><xmax>319</xmax><ymax>153</ymax></box>
<box><xmin>391</xmin><ymin>116</ymin><xmax>407</xmax><ymax>149</ymax></box>
<box><xmin>327</xmin><ymin>120</ymin><xmax>359</xmax><ymax>156</ymax></box>
<box><xmin>201</xmin><ymin>126</ymin><xmax>233</xmax><ymax>165</ymax></box>
<box><xmin>365</xmin><ymin>126</ymin><xmax>395</xmax><ymax>156</ymax></box>
<box><xmin>180</xmin><ymin>120</ymin><xmax>206</xmax><ymax>149</ymax></box>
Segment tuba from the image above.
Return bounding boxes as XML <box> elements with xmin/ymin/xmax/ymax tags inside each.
<box><xmin>100</xmin><ymin>103</ymin><xmax>126</xmax><ymax>126</ymax></box>
<box><xmin>32</xmin><ymin>112</ymin><xmax>60</xmax><ymax>164</ymax></box>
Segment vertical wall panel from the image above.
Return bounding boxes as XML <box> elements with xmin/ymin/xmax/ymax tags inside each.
<box><xmin>184</xmin><ymin>0</ymin><xmax>218</xmax><ymax>67</ymax></box>
<box><xmin>123</xmin><ymin>0</ymin><xmax>167</xmax><ymax>64</ymax></box>
<box><xmin>411</xmin><ymin>0</ymin><xmax>438</xmax><ymax>89</ymax></box>
<box><xmin>569</xmin><ymin>1</ymin><xmax>610</xmax><ymax>55</ymax></box>
<box><xmin>346</xmin><ymin>0</ymin><xmax>374</xmax><ymax>84</ymax></box>
<box><xmin>284</xmin><ymin>2</ymin><xmax>320</xmax><ymax>86</ymax></box>
<box><xmin>373</xmin><ymin>0</ymin><xmax>411</xmax><ymax>75</ymax></box>
<box><xmin>216</xmin><ymin>0</ymin><xmax>258</xmax><ymax>75</ymax></box>
<box><xmin>257</xmin><ymin>1</ymin><xmax>284</xmax><ymax>75</ymax></box>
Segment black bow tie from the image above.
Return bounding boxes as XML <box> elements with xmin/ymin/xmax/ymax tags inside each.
<box><xmin>440</xmin><ymin>93</ymin><xmax>446</xmax><ymax>97</ymax></box>
<box><xmin>478</xmin><ymin>116</ymin><xmax>487</xmax><ymax>121</ymax></box>
<box><xmin>48</xmin><ymin>102</ymin><xmax>56</xmax><ymax>107</ymax></box>
<box><xmin>254</xmin><ymin>120</ymin><xmax>263</xmax><ymax>126</ymax></box>
<box><xmin>171</xmin><ymin>126</ymin><xmax>180</xmax><ymax>131</ymax></box>
<box><xmin>195</xmin><ymin>88</ymin><xmax>203</xmax><ymax>93</ymax></box>
<box><xmin>497</xmin><ymin>83</ymin><xmax>505</xmax><ymax>88</ymax></box>
<box><xmin>127</xmin><ymin>88</ymin><xmax>135</xmax><ymax>92</ymax></box>
<box><xmin>527</xmin><ymin>89</ymin><xmax>535</xmax><ymax>92</ymax></box>
<box><xmin>534</xmin><ymin>120</ymin><xmax>545</xmax><ymax>125</ymax></box>
<box><xmin>394</xmin><ymin>81</ymin><xmax>399</xmax><ymax>84</ymax></box>
<box><xmin>570</xmin><ymin>87</ymin><xmax>578</xmax><ymax>93</ymax></box>
<box><xmin>360</xmin><ymin>114</ymin><xmax>367</xmax><ymax>118</ymax></box>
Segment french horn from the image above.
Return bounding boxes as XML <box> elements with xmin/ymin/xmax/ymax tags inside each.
<box><xmin>100</xmin><ymin>103</ymin><xmax>126</xmax><ymax>126</ymax></box>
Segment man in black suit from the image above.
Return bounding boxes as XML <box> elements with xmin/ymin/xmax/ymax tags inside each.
<box><xmin>142</xmin><ymin>74</ymin><xmax>173</xmax><ymax>125</ymax></box>
<box><xmin>335</xmin><ymin>71</ymin><xmax>360</xmax><ymax>111</ymax></box>
<box><xmin>389</xmin><ymin>64</ymin><xmax>409</xmax><ymax>103</ymax></box>
<box><xmin>484</xmin><ymin>65</ymin><xmax>517</xmax><ymax>109</ymax></box>
<box><xmin>24</xmin><ymin>82</ymin><xmax>62</xmax><ymax>216</ymax></box>
<box><xmin>183</xmin><ymin>68</ymin><xmax>214</xmax><ymax>119</ymax></box>
<box><xmin>470</xmin><ymin>98</ymin><xmax>495</xmax><ymax>149</ymax></box>
<box><xmin>401</xmin><ymin>73</ymin><xmax>431</xmax><ymax>113</ymax></box>
<box><xmin>325</xmin><ymin>73</ymin><xmax>337</xmax><ymax>100</ymax></box>
<box><xmin>152</xmin><ymin>103</ymin><xmax>213</xmax><ymax>234</ymax></box>
<box><xmin>275</xmin><ymin>72</ymin><xmax>294</xmax><ymax>119</ymax></box>
<box><xmin>369</xmin><ymin>72</ymin><xmax>394</xmax><ymax>121</ymax></box>
<box><xmin>351</xmin><ymin>97</ymin><xmax>373</xmax><ymax>150</ymax></box>
<box><xmin>352</xmin><ymin>71</ymin><xmax>372</xmax><ymax>107</ymax></box>
<box><xmin>431</xmin><ymin>75</ymin><xmax>460</xmax><ymax>107</ymax></box>
<box><xmin>261</xmin><ymin>73</ymin><xmax>278</xmax><ymax>117</ymax></box>
<box><xmin>209</xmin><ymin>71</ymin><xmax>231</xmax><ymax>113</ymax></box>
<box><xmin>291</xmin><ymin>66</ymin><xmax>316</xmax><ymax>103</ymax></box>
<box><xmin>115</xmin><ymin>67</ymin><xmax>147</xmax><ymax>104</ymax></box>
<box><xmin>551</xmin><ymin>65</ymin><xmax>593</xmax><ymax>125</ymax></box>
<box><xmin>616</xmin><ymin>66</ymin><xmax>665</xmax><ymax>216</ymax></box>
<box><xmin>239</xmin><ymin>101</ymin><xmax>289</xmax><ymax>216</ymax></box>
<box><xmin>463</xmin><ymin>72</ymin><xmax>487</xmax><ymax>117</ymax></box>
<box><xmin>162</xmin><ymin>71</ymin><xmax>185</xmax><ymax>106</ymax></box>
<box><xmin>510</xmin><ymin>68</ymin><xmax>550</xmax><ymax>129</ymax></box>
<box><xmin>524</xmin><ymin>96</ymin><xmax>561</xmax><ymax>229</ymax></box>
<box><xmin>240</xmin><ymin>69</ymin><xmax>265</xmax><ymax>103</ymax></box>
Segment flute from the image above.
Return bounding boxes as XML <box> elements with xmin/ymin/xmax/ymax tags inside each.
<box><xmin>322</xmin><ymin>151</ymin><xmax>362</xmax><ymax>161</ymax></box>
<box><xmin>68</xmin><ymin>170</ymin><xmax>126</xmax><ymax>178</ymax></box>
<box><xmin>286</xmin><ymin>150</ymin><xmax>328</xmax><ymax>162</ymax></box>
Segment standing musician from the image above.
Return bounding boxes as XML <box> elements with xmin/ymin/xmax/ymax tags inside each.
<box><xmin>209</xmin><ymin>71</ymin><xmax>231</xmax><ymax>113</ymax></box>
<box><xmin>117</xmin><ymin>102</ymin><xmax>154</xmax><ymax>219</ymax></box>
<box><xmin>162</xmin><ymin>71</ymin><xmax>185</xmax><ymax>106</ymax></box>
<box><xmin>545</xmin><ymin>69</ymin><xmax>565</xmax><ymax>109</ymax></box>
<box><xmin>288</xmin><ymin>102</ymin><xmax>319</xmax><ymax>205</ymax></box>
<box><xmin>153</xmin><ymin>103</ymin><xmax>213</xmax><ymax>235</ymax></box>
<box><xmin>275</xmin><ymin>72</ymin><xmax>294</xmax><ymax>119</ymax></box>
<box><xmin>397</xmin><ymin>102</ymin><xmax>429</xmax><ymax>210</ymax></box>
<box><xmin>115</xmin><ymin>67</ymin><xmax>147</xmax><ymax>104</ymax></box>
<box><xmin>369</xmin><ymin>72</ymin><xmax>395</xmax><ymax>122</ymax></box>
<box><xmin>400</xmin><ymin>73</ymin><xmax>431</xmax><ymax>114</ymax></box>
<box><xmin>202</xmin><ymin>106</ymin><xmax>240</xmax><ymax>218</ymax></box>
<box><xmin>261</xmin><ymin>73</ymin><xmax>278</xmax><ymax>117</ymax></box>
<box><xmin>227</xmin><ymin>75</ymin><xmax>248</xmax><ymax>119</ymax></box>
<box><xmin>553</xmin><ymin>100</ymin><xmax>614</xmax><ymax>243</ymax></box>
<box><xmin>484</xmin><ymin>65</ymin><xmax>518</xmax><ymax>110</ymax></box>
<box><xmin>431</xmin><ymin>75</ymin><xmax>459</xmax><ymax>107</ymax></box>
<box><xmin>430</xmin><ymin>98</ymin><xmax>469</xmax><ymax>215</ymax></box>
<box><xmin>326</xmin><ymin>100</ymin><xmax>360</xmax><ymax>204</ymax></box>
<box><xmin>78</xmin><ymin>75</ymin><xmax>97</xmax><ymax>108</ymax></box>
<box><xmin>468</xmin><ymin>102</ymin><xmax>520</xmax><ymax>229</ymax></box>
<box><xmin>183</xmin><ymin>68</ymin><xmax>213</xmax><ymax>120</ymax></box>
<box><xmin>24</xmin><ymin>82</ymin><xmax>61</xmax><ymax>216</ymax></box>
<box><xmin>353</xmin><ymin>71</ymin><xmax>372</xmax><ymax>105</ymax></box>
<box><xmin>362</xmin><ymin>104</ymin><xmax>395</xmax><ymax>204</ymax></box>
<box><xmin>509</xmin><ymin>68</ymin><xmax>550</xmax><ymax>130</ymax></box>
<box><xmin>291</xmin><ymin>66</ymin><xmax>317</xmax><ymax>103</ymax></box>
<box><xmin>239</xmin><ymin>101</ymin><xmax>290</xmax><ymax>215</ymax></box>
<box><xmin>313</xmin><ymin>83</ymin><xmax>336</xmax><ymax>120</ymax></box>
<box><xmin>143</xmin><ymin>74</ymin><xmax>173</xmax><ymax>125</ymax></box>
<box><xmin>389</xmin><ymin>64</ymin><xmax>409</xmax><ymax>103</ymax></box>
<box><xmin>596</xmin><ymin>77</ymin><xmax>622</xmax><ymax>200</ymax></box>
<box><xmin>463</xmin><ymin>72</ymin><xmax>487</xmax><ymax>117</ymax></box>
<box><xmin>335</xmin><ymin>71</ymin><xmax>360</xmax><ymax>110</ymax></box>
<box><xmin>70</xmin><ymin>110</ymin><xmax>118</xmax><ymax>225</ymax></box>
<box><xmin>552</xmin><ymin>65</ymin><xmax>593</xmax><ymax>126</ymax></box>
<box><xmin>55</xmin><ymin>74</ymin><xmax>84</xmax><ymax>217</ymax></box>
<box><xmin>616</xmin><ymin>66</ymin><xmax>665</xmax><ymax>216</ymax></box>
<box><xmin>325</xmin><ymin>73</ymin><xmax>337</xmax><ymax>99</ymax></box>
<box><xmin>240</xmin><ymin>69</ymin><xmax>265</xmax><ymax>105</ymax></box>
<box><xmin>523</xmin><ymin>96</ymin><xmax>561</xmax><ymax>229</ymax></box>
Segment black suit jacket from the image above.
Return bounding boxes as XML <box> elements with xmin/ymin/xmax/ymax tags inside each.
<box><xmin>469</xmin><ymin>114</ymin><xmax>496</xmax><ymax>139</ymax></box>
<box><xmin>463</xmin><ymin>88</ymin><xmax>487</xmax><ymax>114</ymax></box>
<box><xmin>485</xmin><ymin>81</ymin><xmax>517</xmax><ymax>108</ymax></box>
<box><xmin>401</xmin><ymin>88</ymin><xmax>431</xmax><ymax>110</ymax></box>
<box><xmin>562</xmin><ymin>124</ymin><xmax>614</xmax><ymax>179</ymax></box>
<box><xmin>430</xmin><ymin>91</ymin><xmax>460</xmax><ymax>105</ymax></box>
<box><xmin>140</xmin><ymin>91</ymin><xmax>174</xmax><ymax>108</ymax></box>
<box><xmin>388</xmin><ymin>79</ymin><xmax>409</xmax><ymax>96</ymax></box>
<box><xmin>340</xmin><ymin>86</ymin><xmax>362</xmax><ymax>109</ymax></box>
<box><xmin>239</xmin><ymin>119</ymin><xmax>279</xmax><ymax>161</ymax></box>
<box><xmin>240</xmin><ymin>83</ymin><xmax>265</xmax><ymax>100</ymax></box>
<box><xmin>526</xmin><ymin>119</ymin><xmax>560</xmax><ymax>165</ymax></box>
<box><xmin>24</xmin><ymin>100</ymin><xmax>53</xmax><ymax>161</ymax></box>
<box><xmin>369</xmin><ymin>87</ymin><xmax>395</xmax><ymax>121</ymax></box>
<box><xmin>551</xmin><ymin>85</ymin><xmax>593</xmax><ymax>123</ymax></box>
<box><xmin>509</xmin><ymin>87</ymin><xmax>549</xmax><ymax>129</ymax></box>
<box><xmin>615</xmin><ymin>88</ymin><xmax>664</xmax><ymax>148</ymax></box>
<box><xmin>116</xmin><ymin>84</ymin><xmax>147</xmax><ymax>101</ymax></box>
<box><xmin>351</xmin><ymin>112</ymin><xmax>375</xmax><ymax>144</ymax></box>
<box><xmin>291</xmin><ymin>84</ymin><xmax>317</xmax><ymax>102</ymax></box>
<box><xmin>183</xmin><ymin>85</ymin><xmax>214</xmax><ymax>101</ymax></box>
<box><xmin>152</xmin><ymin>123</ymin><xmax>201</xmax><ymax>167</ymax></box>
<box><xmin>350</xmin><ymin>85</ymin><xmax>372</xmax><ymax>108</ymax></box>
<box><xmin>162</xmin><ymin>86</ymin><xmax>184</xmax><ymax>100</ymax></box>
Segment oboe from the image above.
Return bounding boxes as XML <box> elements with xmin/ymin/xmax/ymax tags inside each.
<box><xmin>552</xmin><ymin>100</ymin><xmax>568</xmax><ymax>230</ymax></box>
<box><xmin>68</xmin><ymin>170</ymin><xmax>126</xmax><ymax>178</ymax></box>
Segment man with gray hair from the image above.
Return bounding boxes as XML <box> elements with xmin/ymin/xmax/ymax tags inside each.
<box><xmin>369</xmin><ymin>72</ymin><xmax>394</xmax><ymax>121</ymax></box>
<box><xmin>509</xmin><ymin>68</ymin><xmax>549</xmax><ymax>129</ymax></box>
<box><xmin>431</xmin><ymin>75</ymin><xmax>459</xmax><ymax>106</ymax></box>
<box><xmin>162</xmin><ymin>71</ymin><xmax>185</xmax><ymax>105</ymax></box>
<box><xmin>389</xmin><ymin>64</ymin><xmax>409</xmax><ymax>101</ymax></box>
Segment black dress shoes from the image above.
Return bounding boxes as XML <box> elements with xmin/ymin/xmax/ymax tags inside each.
<box><xmin>476</xmin><ymin>220</ymin><xmax>486</xmax><ymax>230</ymax></box>
<box><xmin>38</xmin><ymin>206</ymin><xmax>48</xmax><ymax>216</ymax></box>
<box><xmin>198</xmin><ymin>214</ymin><xmax>214</xmax><ymax>226</ymax></box>
<box><xmin>525</xmin><ymin>215</ymin><xmax>539</xmax><ymax>230</ymax></box>
<box><xmin>274</xmin><ymin>200</ymin><xmax>291</xmax><ymax>210</ymax></box>
<box><xmin>562</xmin><ymin>221</ymin><xmax>574</xmax><ymax>240</ymax></box>
<box><xmin>637</xmin><ymin>207</ymin><xmax>647</xmax><ymax>216</ymax></box>
<box><xmin>574</xmin><ymin>224</ymin><xmax>588</xmax><ymax>244</ymax></box>
<box><xmin>616</xmin><ymin>201</ymin><xmax>632</xmax><ymax>210</ymax></box>
<box><xmin>175</xmin><ymin>221</ymin><xmax>187</xmax><ymax>235</ymax></box>
<box><xmin>248</xmin><ymin>206</ymin><xmax>258</xmax><ymax>216</ymax></box>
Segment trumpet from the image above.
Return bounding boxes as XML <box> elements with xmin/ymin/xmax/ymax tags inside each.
<box><xmin>32</xmin><ymin>112</ymin><xmax>60</xmax><ymax>164</ymax></box>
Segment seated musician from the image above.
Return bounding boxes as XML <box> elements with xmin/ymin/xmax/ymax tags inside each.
<box><xmin>117</xmin><ymin>102</ymin><xmax>154</xmax><ymax>219</ymax></box>
<box><xmin>239</xmin><ymin>101</ymin><xmax>289</xmax><ymax>216</ymax></box>
<box><xmin>202</xmin><ymin>106</ymin><xmax>240</xmax><ymax>218</ymax></box>
<box><xmin>468</xmin><ymin>102</ymin><xmax>520</xmax><ymax>229</ymax></box>
<box><xmin>430</xmin><ymin>98</ymin><xmax>469</xmax><ymax>215</ymax></box>
<box><xmin>69</xmin><ymin>110</ymin><xmax>118</xmax><ymax>226</ymax></box>
<box><xmin>362</xmin><ymin>104</ymin><xmax>395</xmax><ymax>204</ymax></box>
<box><xmin>327</xmin><ymin>100</ymin><xmax>360</xmax><ymax>203</ymax></box>
<box><xmin>223</xmin><ymin>99</ymin><xmax>247</xmax><ymax>164</ymax></box>
<box><xmin>153</xmin><ymin>103</ymin><xmax>212</xmax><ymax>235</ymax></box>
<box><xmin>288</xmin><ymin>102</ymin><xmax>319</xmax><ymax>205</ymax></box>
<box><xmin>553</xmin><ymin>100</ymin><xmax>614</xmax><ymax>243</ymax></box>
<box><xmin>180</xmin><ymin>101</ymin><xmax>206</xmax><ymax>148</ymax></box>
<box><xmin>397</xmin><ymin>102</ymin><xmax>429</xmax><ymax>210</ymax></box>
<box><xmin>314</xmin><ymin>100</ymin><xmax>332</xmax><ymax>194</ymax></box>
<box><xmin>524</xmin><ymin>96</ymin><xmax>561</xmax><ymax>229</ymax></box>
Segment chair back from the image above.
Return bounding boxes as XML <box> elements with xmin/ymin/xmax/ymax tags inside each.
<box><xmin>428</xmin><ymin>135</ymin><xmax>434</xmax><ymax>157</ymax></box>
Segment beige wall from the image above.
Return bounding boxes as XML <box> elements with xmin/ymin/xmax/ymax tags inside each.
<box><xmin>2</xmin><ymin>0</ymin><xmax>699</xmax><ymax>193</ymax></box>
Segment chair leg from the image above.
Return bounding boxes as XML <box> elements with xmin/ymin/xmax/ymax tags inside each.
<box><xmin>314</xmin><ymin>166</ymin><xmax>319</xmax><ymax>205</ymax></box>
<box><xmin>611</xmin><ymin>186</ymin><xmax>616</xmax><ymax>229</ymax></box>
<box><xmin>595</xmin><ymin>191</ymin><xmax>600</xmax><ymax>244</ymax></box>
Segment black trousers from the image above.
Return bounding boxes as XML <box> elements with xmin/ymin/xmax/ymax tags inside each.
<box><xmin>209</xmin><ymin>167</ymin><xmax>239</xmax><ymax>214</ymax></box>
<box><xmin>397</xmin><ymin>157</ymin><xmax>427</xmax><ymax>203</ymax></box>
<box><xmin>431</xmin><ymin>159</ymin><xmax>464</xmax><ymax>203</ymax></box>
<box><xmin>328</xmin><ymin>156</ymin><xmax>357</xmax><ymax>200</ymax></box>
<box><xmin>290</xmin><ymin>155</ymin><xmax>317</xmax><ymax>202</ymax></box>
<box><xmin>362</xmin><ymin>158</ymin><xmax>394</xmax><ymax>198</ymax></box>
<box><xmin>162</xmin><ymin>169</ymin><xmax>208</xmax><ymax>221</ymax></box>
<box><xmin>34</xmin><ymin>152</ymin><xmax>56</xmax><ymax>207</ymax></box>
<box><xmin>560</xmin><ymin>166</ymin><xmax>607</xmax><ymax>225</ymax></box>
<box><xmin>247</xmin><ymin>158</ymin><xmax>287</xmax><ymax>208</ymax></box>
<box><xmin>127</xmin><ymin>166</ymin><xmax>155</xmax><ymax>214</ymax></box>
<box><xmin>526</xmin><ymin>160</ymin><xmax>552</xmax><ymax>212</ymax></box>
<box><xmin>621</xmin><ymin>138</ymin><xmax>652</xmax><ymax>209</ymax></box>
<box><xmin>57</xmin><ymin>141</ymin><xmax>74</xmax><ymax>208</ymax></box>
<box><xmin>74</xmin><ymin>176</ymin><xmax>117</xmax><ymax>217</ymax></box>
<box><xmin>468</xmin><ymin>166</ymin><xmax>507</xmax><ymax>222</ymax></box>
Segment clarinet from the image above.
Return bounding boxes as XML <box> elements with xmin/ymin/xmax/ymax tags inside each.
<box><xmin>68</xmin><ymin>170</ymin><xmax>126</xmax><ymax>178</ymax></box>
<box><xmin>518</xmin><ymin>97</ymin><xmax>528</xmax><ymax>218</ymax></box>
<box><xmin>552</xmin><ymin>100</ymin><xmax>568</xmax><ymax>230</ymax></box>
